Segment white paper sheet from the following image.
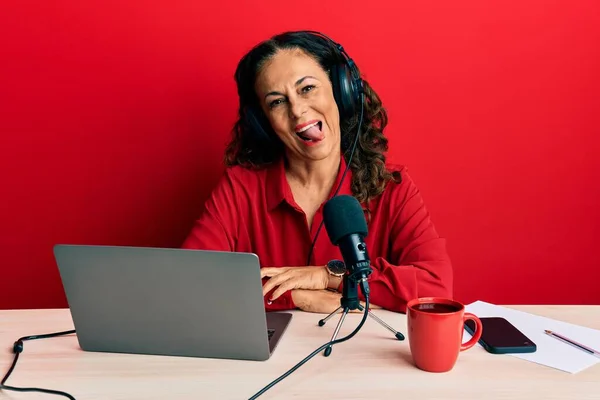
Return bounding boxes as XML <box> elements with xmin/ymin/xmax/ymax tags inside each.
<box><xmin>464</xmin><ymin>300</ymin><xmax>600</xmax><ymax>374</ymax></box>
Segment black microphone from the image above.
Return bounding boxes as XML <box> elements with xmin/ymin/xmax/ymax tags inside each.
<box><xmin>323</xmin><ymin>195</ymin><xmax>372</xmax><ymax>294</ymax></box>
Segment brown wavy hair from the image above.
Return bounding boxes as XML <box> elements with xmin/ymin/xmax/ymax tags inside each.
<box><xmin>224</xmin><ymin>31</ymin><xmax>400</xmax><ymax>209</ymax></box>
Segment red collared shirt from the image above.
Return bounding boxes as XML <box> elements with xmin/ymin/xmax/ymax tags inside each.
<box><xmin>182</xmin><ymin>156</ymin><xmax>453</xmax><ymax>313</ymax></box>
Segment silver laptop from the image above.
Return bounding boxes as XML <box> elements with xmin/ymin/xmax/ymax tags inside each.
<box><xmin>53</xmin><ymin>244</ymin><xmax>292</xmax><ymax>361</ymax></box>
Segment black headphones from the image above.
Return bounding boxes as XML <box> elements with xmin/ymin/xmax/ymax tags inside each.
<box><xmin>308</xmin><ymin>30</ymin><xmax>364</xmax><ymax>121</ymax></box>
<box><xmin>245</xmin><ymin>30</ymin><xmax>365</xmax><ymax>145</ymax></box>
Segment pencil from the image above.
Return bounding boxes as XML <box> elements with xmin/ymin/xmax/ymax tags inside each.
<box><xmin>544</xmin><ymin>330</ymin><xmax>600</xmax><ymax>359</ymax></box>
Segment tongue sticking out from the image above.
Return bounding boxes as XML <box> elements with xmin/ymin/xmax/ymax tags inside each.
<box><xmin>298</xmin><ymin>124</ymin><xmax>325</xmax><ymax>141</ymax></box>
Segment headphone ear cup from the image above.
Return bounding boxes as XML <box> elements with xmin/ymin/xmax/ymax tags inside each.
<box><xmin>330</xmin><ymin>63</ymin><xmax>358</xmax><ymax>121</ymax></box>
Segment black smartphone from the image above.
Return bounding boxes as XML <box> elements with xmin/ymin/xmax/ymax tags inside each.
<box><xmin>464</xmin><ymin>317</ymin><xmax>537</xmax><ymax>354</ymax></box>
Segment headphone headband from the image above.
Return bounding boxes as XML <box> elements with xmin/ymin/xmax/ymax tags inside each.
<box><xmin>300</xmin><ymin>30</ymin><xmax>364</xmax><ymax>96</ymax></box>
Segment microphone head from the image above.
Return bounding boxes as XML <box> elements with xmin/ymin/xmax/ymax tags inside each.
<box><xmin>323</xmin><ymin>195</ymin><xmax>368</xmax><ymax>245</ymax></box>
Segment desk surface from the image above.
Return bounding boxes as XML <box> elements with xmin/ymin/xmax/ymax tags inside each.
<box><xmin>1</xmin><ymin>306</ymin><xmax>599</xmax><ymax>399</ymax></box>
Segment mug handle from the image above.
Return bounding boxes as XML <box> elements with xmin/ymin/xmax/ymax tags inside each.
<box><xmin>460</xmin><ymin>313</ymin><xmax>483</xmax><ymax>351</ymax></box>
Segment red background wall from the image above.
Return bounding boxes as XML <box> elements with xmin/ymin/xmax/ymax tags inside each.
<box><xmin>2</xmin><ymin>1</ymin><xmax>599</xmax><ymax>310</ymax></box>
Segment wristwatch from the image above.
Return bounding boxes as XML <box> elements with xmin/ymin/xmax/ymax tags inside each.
<box><xmin>326</xmin><ymin>259</ymin><xmax>346</xmax><ymax>277</ymax></box>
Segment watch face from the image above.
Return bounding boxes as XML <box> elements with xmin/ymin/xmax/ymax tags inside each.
<box><xmin>327</xmin><ymin>260</ymin><xmax>346</xmax><ymax>275</ymax></box>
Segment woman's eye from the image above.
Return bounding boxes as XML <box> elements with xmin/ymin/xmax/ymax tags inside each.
<box><xmin>269</xmin><ymin>98</ymin><xmax>284</xmax><ymax>108</ymax></box>
<box><xmin>302</xmin><ymin>85</ymin><xmax>315</xmax><ymax>93</ymax></box>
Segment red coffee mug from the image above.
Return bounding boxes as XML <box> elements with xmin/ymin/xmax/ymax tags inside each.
<box><xmin>406</xmin><ymin>297</ymin><xmax>483</xmax><ymax>373</ymax></box>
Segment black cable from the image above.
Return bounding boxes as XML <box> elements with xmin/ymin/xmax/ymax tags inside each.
<box><xmin>248</xmin><ymin>293</ymin><xmax>370</xmax><ymax>400</ymax></box>
<box><xmin>305</xmin><ymin>94</ymin><xmax>365</xmax><ymax>266</ymax></box>
<box><xmin>284</xmin><ymin>81</ymin><xmax>367</xmax><ymax>400</ymax></box>
<box><xmin>1</xmin><ymin>329</ymin><xmax>77</xmax><ymax>399</ymax></box>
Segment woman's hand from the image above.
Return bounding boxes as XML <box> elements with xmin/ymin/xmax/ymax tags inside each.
<box><xmin>291</xmin><ymin>289</ymin><xmax>341</xmax><ymax>314</ymax></box>
<box><xmin>261</xmin><ymin>266</ymin><xmax>329</xmax><ymax>301</ymax></box>
<box><xmin>291</xmin><ymin>289</ymin><xmax>382</xmax><ymax>314</ymax></box>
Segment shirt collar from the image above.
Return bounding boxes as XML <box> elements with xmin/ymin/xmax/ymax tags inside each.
<box><xmin>266</xmin><ymin>153</ymin><xmax>351</xmax><ymax>211</ymax></box>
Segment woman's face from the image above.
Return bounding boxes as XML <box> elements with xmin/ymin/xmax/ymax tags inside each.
<box><xmin>254</xmin><ymin>48</ymin><xmax>341</xmax><ymax>164</ymax></box>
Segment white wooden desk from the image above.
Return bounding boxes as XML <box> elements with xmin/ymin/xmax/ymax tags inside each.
<box><xmin>1</xmin><ymin>306</ymin><xmax>599</xmax><ymax>399</ymax></box>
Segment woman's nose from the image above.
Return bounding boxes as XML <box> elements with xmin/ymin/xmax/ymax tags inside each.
<box><xmin>288</xmin><ymin>98</ymin><xmax>307</xmax><ymax>119</ymax></box>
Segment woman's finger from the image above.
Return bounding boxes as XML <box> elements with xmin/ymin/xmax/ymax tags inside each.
<box><xmin>260</xmin><ymin>267</ymin><xmax>289</xmax><ymax>278</ymax></box>
<box><xmin>262</xmin><ymin>273</ymin><xmax>291</xmax><ymax>296</ymax></box>
<box><xmin>270</xmin><ymin>280</ymin><xmax>296</xmax><ymax>301</ymax></box>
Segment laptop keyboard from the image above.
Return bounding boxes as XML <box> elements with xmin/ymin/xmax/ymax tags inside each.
<box><xmin>267</xmin><ymin>329</ymin><xmax>275</xmax><ymax>341</ymax></box>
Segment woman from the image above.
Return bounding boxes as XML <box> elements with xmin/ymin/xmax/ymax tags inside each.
<box><xmin>182</xmin><ymin>31</ymin><xmax>453</xmax><ymax>314</ymax></box>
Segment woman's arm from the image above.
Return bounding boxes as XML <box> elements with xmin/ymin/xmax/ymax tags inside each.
<box><xmin>181</xmin><ymin>168</ymin><xmax>296</xmax><ymax>311</ymax></box>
